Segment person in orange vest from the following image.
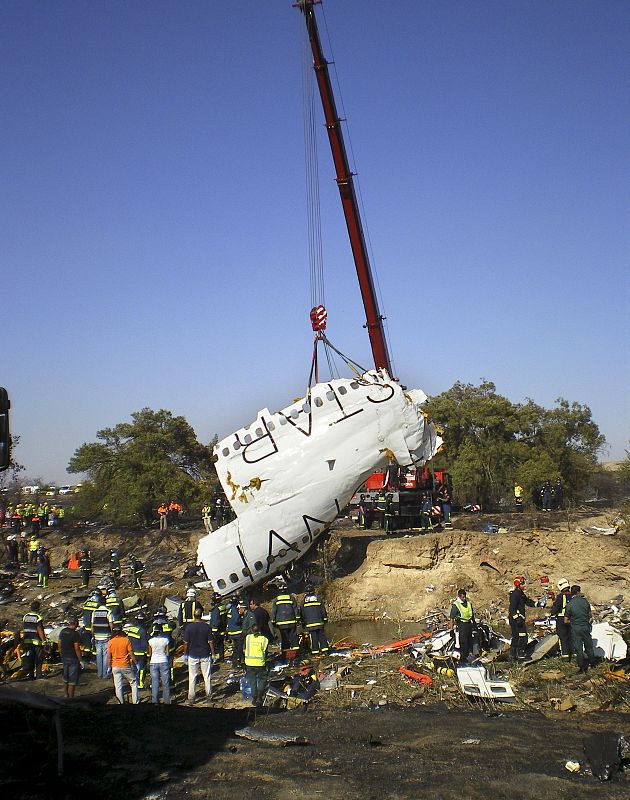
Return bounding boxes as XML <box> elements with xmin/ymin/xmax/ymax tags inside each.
<box><xmin>157</xmin><ymin>503</ymin><xmax>169</xmax><ymax>531</ymax></box>
<box><xmin>168</xmin><ymin>501</ymin><xmax>182</xmax><ymax>529</ymax></box>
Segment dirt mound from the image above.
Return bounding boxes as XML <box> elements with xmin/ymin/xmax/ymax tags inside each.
<box><xmin>324</xmin><ymin>509</ymin><xmax>629</xmax><ymax>621</ymax></box>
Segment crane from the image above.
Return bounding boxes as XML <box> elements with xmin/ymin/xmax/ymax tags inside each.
<box><xmin>298</xmin><ymin>0</ymin><xmax>393</xmax><ymax>376</ymax></box>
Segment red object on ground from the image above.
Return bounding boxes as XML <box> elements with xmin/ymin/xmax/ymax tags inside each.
<box><xmin>398</xmin><ymin>667</ymin><xmax>433</xmax><ymax>686</ymax></box>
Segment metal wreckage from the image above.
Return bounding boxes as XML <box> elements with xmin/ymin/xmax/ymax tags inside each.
<box><xmin>196</xmin><ymin>1</ymin><xmax>441</xmax><ymax>595</ymax></box>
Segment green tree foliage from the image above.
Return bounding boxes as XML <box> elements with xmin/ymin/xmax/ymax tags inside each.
<box><xmin>68</xmin><ymin>409</ymin><xmax>216</xmax><ymax>525</ymax></box>
<box><xmin>617</xmin><ymin>444</ymin><xmax>630</xmax><ymax>489</ymax></box>
<box><xmin>426</xmin><ymin>381</ymin><xmax>605</xmax><ymax>508</ymax></box>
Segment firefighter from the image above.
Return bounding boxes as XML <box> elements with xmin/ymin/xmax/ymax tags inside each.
<box><xmin>209</xmin><ymin>592</ymin><xmax>227</xmax><ymax>661</ymax></box>
<box><xmin>287</xmin><ymin>658</ymin><xmax>320</xmax><ymax>703</ymax></box>
<box><xmin>109</xmin><ymin>549</ymin><xmax>121</xmax><ymax>587</ymax></box>
<box><xmin>300</xmin><ymin>589</ymin><xmax>329</xmax><ymax>655</ymax></box>
<box><xmin>91</xmin><ymin>598</ymin><xmax>113</xmax><ymax>678</ymax></box>
<box><xmin>550</xmin><ymin>579</ymin><xmax>573</xmax><ymax>660</ymax></box>
<box><xmin>79</xmin><ymin>547</ymin><xmax>92</xmax><ymax>588</ymax></box>
<box><xmin>449</xmin><ymin>588</ymin><xmax>476</xmax><ymax>663</ymax></box>
<box><xmin>124</xmin><ymin>611</ymin><xmax>149</xmax><ymax>689</ymax></box>
<box><xmin>81</xmin><ymin>590</ymin><xmax>100</xmax><ymax>662</ymax></box>
<box><xmin>420</xmin><ymin>492</ymin><xmax>432</xmax><ymax>532</ymax></box>
<box><xmin>106</xmin><ymin>588</ymin><xmax>125</xmax><ymax>625</ymax></box>
<box><xmin>384</xmin><ymin>494</ymin><xmax>396</xmax><ymax>533</ymax></box>
<box><xmin>22</xmin><ymin>600</ymin><xmax>46</xmax><ymax>679</ymax></box>
<box><xmin>225</xmin><ymin>596</ymin><xmax>245</xmax><ymax>666</ymax></box>
<box><xmin>375</xmin><ymin>491</ymin><xmax>387</xmax><ymax>529</ymax></box>
<box><xmin>509</xmin><ymin>576</ymin><xmax>536</xmax><ymax>660</ymax></box>
<box><xmin>358</xmin><ymin>494</ymin><xmax>373</xmax><ymax>530</ymax></box>
<box><xmin>130</xmin><ymin>555</ymin><xmax>144</xmax><ymax>589</ymax></box>
<box><xmin>271</xmin><ymin>583</ymin><xmax>300</xmax><ymax>661</ymax></box>
<box><xmin>178</xmin><ymin>588</ymin><xmax>203</xmax><ymax>632</ymax></box>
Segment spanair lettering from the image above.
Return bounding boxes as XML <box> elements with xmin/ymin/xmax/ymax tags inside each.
<box><xmin>196</xmin><ymin>368</ymin><xmax>439</xmax><ymax>594</ymax></box>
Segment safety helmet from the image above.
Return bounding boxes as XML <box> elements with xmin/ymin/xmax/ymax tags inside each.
<box><xmin>107</xmin><ymin>588</ymin><xmax>117</xmax><ymax>597</ymax></box>
<box><xmin>154</xmin><ymin>606</ymin><xmax>167</xmax><ymax>617</ymax></box>
<box><xmin>186</xmin><ymin>588</ymin><xmax>196</xmax><ymax>598</ymax></box>
<box><xmin>557</xmin><ymin>579</ymin><xmax>570</xmax><ymax>591</ymax></box>
<box><xmin>89</xmin><ymin>590</ymin><xmax>101</xmax><ymax>602</ymax></box>
<box><xmin>135</xmin><ymin>611</ymin><xmax>147</xmax><ymax>621</ymax></box>
<box><xmin>212</xmin><ymin>592</ymin><xmax>222</xmax><ymax>603</ymax></box>
<box><xmin>513</xmin><ymin>575</ymin><xmax>525</xmax><ymax>587</ymax></box>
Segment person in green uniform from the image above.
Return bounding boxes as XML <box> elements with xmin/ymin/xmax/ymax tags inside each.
<box><xmin>565</xmin><ymin>585</ymin><xmax>596</xmax><ymax>674</ymax></box>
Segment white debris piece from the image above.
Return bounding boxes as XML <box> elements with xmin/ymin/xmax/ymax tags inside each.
<box><xmin>591</xmin><ymin>622</ymin><xmax>627</xmax><ymax>661</ymax></box>
<box><xmin>197</xmin><ymin>370</ymin><xmax>438</xmax><ymax>594</ymax></box>
<box><xmin>457</xmin><ymin>666</ymin><xmax>515</xmax><ymax>701</ymax></box>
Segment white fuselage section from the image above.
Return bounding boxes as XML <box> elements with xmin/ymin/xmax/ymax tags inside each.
<box><xmin>196</xmin><ymin>369</ymin><xmax>438</xmax><ymax>594</ymax></box>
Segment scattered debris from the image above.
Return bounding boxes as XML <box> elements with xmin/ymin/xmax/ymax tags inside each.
<box><xmin>591</xmin><ymin>622</ymin><xmax>628</xmax><ymax>661</ymax></box>
<box><xmin>234</xmin><ymin>727</ymin><xmax>309</xmax><ymax>747</ymax></box>
<box><xmin>456</xmin><ymin>666</ymin><xmax>515</xmax><ymax>701</ymax></box>
<box><xmin>564</xmin><ymin>760</ymin><xmax>580</xmax><ymax>773</ymax></box>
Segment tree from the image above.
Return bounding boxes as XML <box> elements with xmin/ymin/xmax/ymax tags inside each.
<box><xmin>68</xmin><ymin>409</ymin><xmax>217</xmax><ymax>525</ymax></box>
<box><xmin>426</xmin><ymin>381</ymin><xmax>605</xmax><ymax>508</ymax></box>
<box><xmin>617</xmin><ymin>444</ymin><xmax>630</xmax><ymax>490</ymax></box>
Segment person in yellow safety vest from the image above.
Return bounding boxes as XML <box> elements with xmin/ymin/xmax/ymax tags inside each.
<box><xmin>201</xmin><ymin>503</ymin><xmax>213</xmax><ymax>533</ymax></box>
<box><xmin>514</xmin><ymin>483</ymin><xmax>524</xmax><ymax>512</ymax></box>
<box><xmin>28</xmin><ymin>536</ymin><xmax>41</xmax><ymax>565</ymax></box>
<box><xmin>449</xmin><ymin>588</ymin><xmax>476</xmax><ymax>664</ymax></box>
<box><xmin>244</xmin><ymin>623</ymin><xmax>269</xmax><ymax>707</ymax></box>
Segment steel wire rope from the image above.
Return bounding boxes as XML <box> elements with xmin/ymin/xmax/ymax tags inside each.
<box><xmin>319</xmin><ymin>3</ymin><xmax>398</xmax><ymax>379</ymax></box>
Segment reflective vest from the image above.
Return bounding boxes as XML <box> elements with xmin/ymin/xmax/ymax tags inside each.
<box><xmin>272</xmin><ymin>594</ymin><xmax>298</xmax><ymax>626</ymax></box>
<box><xmin>124</xmin><ymin>623</ymin><xmax>148</xmax><ymax>655</ymax></box>
<box><xmin>106</xmin><ymin>596</ymin><xmax>125</xmax><ymax>622</ymax></box>
<box><xmin>79</xmin><ymin>556</ymin><xmax>91</xmax><ymax>572</ymax></box>
<box><xmin>91</xmin><ymin>607</ymin><xmax>112</xmax><ymax>639</ymax></box>
<box><xmin>453</xmin><ymin>598</ymin><xmax>474</xmax><ymax>623</ymax></box>
<box><xmin>29</xmin><ymin>539</ymin><xmax>40</xmax><ymax>552</ymax></box>
<box><xmin>301</xmin><ymin>596</ymin><xmax>327</xmax><ymax>629</ymax></box>
<box><xmin>210</xmin><ymin>603</ymin><xmax>228</xmax><ymax>634</ymax></box>
<box><xmin>82</xmin><ymin>599</ymin><xmax>99</xmax><ymax>630</ymax></box>
<box><xmin>202</xmin><ymin>505</ymin><xmax>212</xmax><ymax>519</ymax></box>
<box><xmin>22</xmin><ymin>612</ymin><xmax>44</xmax><ymax>645</ymax></box>
<box><xmin>514</xmin><ymin>485</ymin><xmax>524</xmax><ymax>499</ymax></box>
<box><xmin>180</xmin><ymin>599</ymin><xmax>200</xmax><ymax>624</ymax></box>
<box><xmin>244</xmin><ymin>633</ymin><xmax>268</xmax><ymax>667</ymax></box>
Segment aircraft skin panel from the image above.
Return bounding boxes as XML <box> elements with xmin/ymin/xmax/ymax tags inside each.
<box><xmin>197</xmin><ymin>369</ymin><xmax>438</xmax><ymax>594</ymax></box>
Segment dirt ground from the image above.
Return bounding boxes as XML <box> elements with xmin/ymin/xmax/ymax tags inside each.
<box><xmin>1</xmin><ymin>507</ymin><xmax>629</xmax><ymax>798</ymax></box>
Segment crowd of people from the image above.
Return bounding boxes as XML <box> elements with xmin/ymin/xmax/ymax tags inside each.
<box><xmin>16</xmin><ymin>558</ymin><xmax>328</xmax><ymax>709</ymax></box>
<box><xmin>514</xmin><ymin>478</ymin><xmax>564</xmax><ymax>511</ymax></box>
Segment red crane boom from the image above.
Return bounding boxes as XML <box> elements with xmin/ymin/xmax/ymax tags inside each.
<box><xmin>298</xmin><ymin>0</ymin><xmax>393</xmax><ymax>375</ymax></box>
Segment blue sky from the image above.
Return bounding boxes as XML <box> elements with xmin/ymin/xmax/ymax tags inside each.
<box><xmin>2</xmin><ymin>1</ymin><xmax>629</xmax><ymax>483</ymax></box>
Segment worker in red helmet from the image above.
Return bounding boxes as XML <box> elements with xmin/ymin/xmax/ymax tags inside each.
<box><xmin>508</xmin><ymin>576</ymin><xmax>536</xmax><ymax>660</ymax></box>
